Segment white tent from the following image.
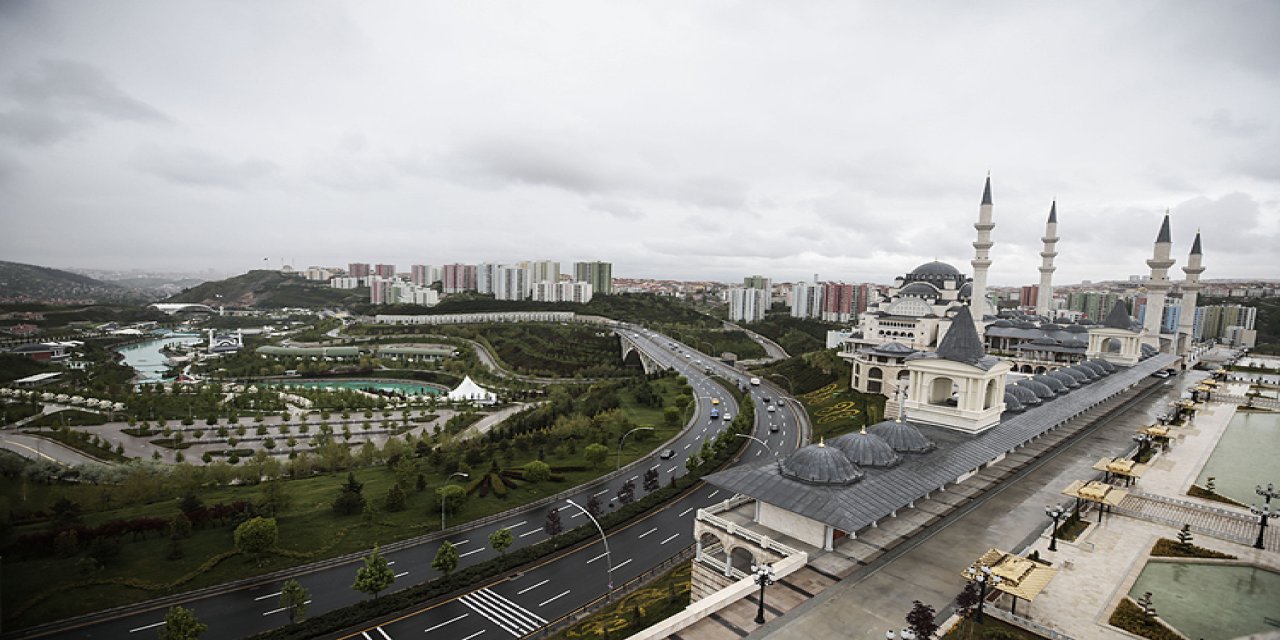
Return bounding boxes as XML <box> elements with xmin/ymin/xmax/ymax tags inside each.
<box><xmin>447</xmin><ymin>376</ymin><xmax>497</xmax><ymax>405</ymax></box>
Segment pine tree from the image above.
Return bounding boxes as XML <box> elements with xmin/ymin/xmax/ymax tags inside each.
<box><xmin>1176</xmin><ymin>524</ymin><xmax>1193</xmax><ymax>552</ymax></box>
<box><xmin>352</xmin><ymin>544</ymin><xmax>395</xmax><ymax>599</ymax></box>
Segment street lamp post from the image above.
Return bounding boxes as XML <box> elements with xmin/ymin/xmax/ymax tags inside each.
<box><xmin>566</xmin><ymin>498</ymin><xmax>614</xmax><ymax>599</ymax></box>
<box><xmin>1252</xmin><ymin>482</ymin><xmax>1278</xmax><ymax>550</ymax></box>
<box><xmin>736</xmin><ymin>434</ymin><xmax>779</xmax><ymax>468</ymax></box>
<box><xmin>440</xmin><ymin>472</ymin><xmax>469</xmax><ymax>531</ymax></box>
<box><xmin>1045</xmin><ymin>504</ymin><xmax>1066</xmax><ymax>552</ymax></box>
<box><xmin>886</xmin><ymin>629</ymin><xmax>917</xmax><ymax>640</ymax></box>
<box><xmin>617</xmin><ymin>426</ymin><xmax>655</xmax><ymax>470</ymax></box>
<box><xmin>967</xmin><ymin>564</ymin><xmax>1003</xmax><ymax>623</ymax></box>
<box><xmin>1131</xmin><ymin>433</ymin><xmax>1153</xmax><ymax>461</ymax></box>
<box><xmin>764</xmin><ymin>373</ymin><xmax>794</xmax><ymax>396</ymax></box>
<box><xmin>751</xmin><ymin>562</ymin><xmax>775</xmax><ymax>624</ymax></box>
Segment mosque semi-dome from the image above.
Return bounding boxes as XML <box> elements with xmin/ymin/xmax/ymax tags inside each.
<box><xmin>899</xmin><ymin>282</ymin><xmax>941</xmax><ymax>298</ymax></box>
<box><xmin>910</xmin><ymin>261</ymin><xmax>963</xmax><ymax>277</ymax></box>
<box><xmin>779</xmin><ymin>441</ymin><xmax>864</xmax><ymax>485</ymax></box>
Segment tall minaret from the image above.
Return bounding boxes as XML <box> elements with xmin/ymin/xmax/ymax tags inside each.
<box><xmin>1177</xmin><ymin>231</ymin><xmax>1205</xmax><ymax>356</ymax></box>
<box><xmin>1142</xmin><ymin>211</ymin><xmax>1176</xmax><ymax>350</ymax></box>
<box><xmin>1036</xmin><ymin>201</ymin><xmax>1059</xmax><ymax>318</ymax></box>
<box><xmin>970</xmin><ymin>175</ymin><xmax>995</xmax><ymax>323</ymax></box>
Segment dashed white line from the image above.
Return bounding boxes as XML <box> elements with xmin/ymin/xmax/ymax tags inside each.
<box><xmin>394</xmin><ymin>571</ymin><xmax>409</xmax><ymax>578</ymax></box>
<box><xmin>637</xmin><ymin>527</ymin><xmax>658</xmax><ymax>538</ymax></box>
<box><xmin>679</xmin><ymin>507</ymin><xmax>694</xmax><ymax>517</ymax></box>
<box><xmin>253</xmin><ymin>590</ymin><xmax>282</xmax><ymax>601</ymax></box>
<box><xmin>683</xmin><ymin>443</ymin><xmax>691</xmax><ymax>450</ymax></box>
<box><xmin>461</xmin><ymin>631</ymin><xmax>486</xmax><ymax>640</ymax></box>
<box><xmin>612</xmin><ymin>558</ymin><xmax>633</xmax><ymax>570</ymax></box>
<box><xmin>509</xmin><ymin>520</ymin><xmax>527</xmax><ymax>528</ymax></box>
<box><xmin>593</xmin><ymin>489</ymin><xmax>609</xmax><ymax>497</ymax></box>
<box><xmin>517</xmin><ymin>579</ymin><xmax>549</xmax><ymax>594</ymax></box>
<box><xmin>539</xmin><ymin>590</ymin><xmax>571</xmax><ymax>607</ymax></box>
<box><xmin>129</xmin><ymin>621</ymin><xmax>165</xmax><ymax>633</ymax></box>
<box><xmin>756</xmin><ymin>450</ymin><xmax>762</xmax><ymax>457</ymax></box>
<box><xmin>423</xmin><ymin>613</ymin><xmax>469</xmax><ymax>633</ymax></box>
<box><xmin>570</xmin><ymin>511</ymin><xmax>584</xmax><ymax>518</ymax></box>
<box><xmin>454</xmin><ymin>539</ymin><xmax>471</xmax><ymax>546</ymax></box>
<box><xmin>262</xmin><ymin>600</ymin><xmax>312</xmax><ymax>616</ymax></box>
<box><xmin>649</xmin><ymin>464</ymin><xmax>660</xmax><ymax>471</ymax></box>
<box><xmin>667</xmin><ymin>466</ymin><xmax>677</xmax><ymax>473</ymax></box>
<box><xmin>586</xmin><ymin>551</ymin><xmax>609</xmax><ymax>564</ymax></box>
<box><xmin>661</xmin><ymin>533</ymin><xmax>680</xmax><ymax>545</ymax></box>
<box><xmin>628</xmin><ymin>475</ymin><xmax>638</xmax><ymax>482</ymax></box>
<box><xmin>519</xmin><ymin>528</ymin><xmax>540</xmax><ymax>538</ymax></box>
<box><xmin>708</xmin><ymin>490</ymin><xmax>720</xmax><ymax>498</ymax></box>
<box><xmin>459</xmin><ymin>548</ymin><xmax>484</xmax><ymax>557</ymax></box>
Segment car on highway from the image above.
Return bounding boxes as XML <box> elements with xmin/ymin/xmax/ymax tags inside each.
<box><xmin>711</xmin><ymin>398</ymin><xmax>720</xmax><ymax>405</ymax></box>
<box><xmin>750</xmin><ymin>377</ymin><xmax>761</xmax><ymax>386</ymax></box>
<box><xmin>770</xmin><ymin>423</ymin><xmax>779</xmax><ymax>433</ymax></box>
<box><xmin>723</xmin><ymin>413</ymin><xmax>731</xmax><ymax>421</ymax></box>
<box><xmin>659</xmin><ymin>448</ymin><xmax>676</xmax><ymax>459</ymax></box>
<box><xmin>767</xmin><ymin>405</ymin><xmax>776</xmax><ymax>413</ymax></box>
<box><xmin>1150</xmin><ymin>370</ymin><xmax>1170</xmax><ymax>378</ymax></box>
<box><xmin>762</xmin><ymin>396</ymin><xmax>770</xmax><ymax>403</ymax></box>
<box><xmin>710</xmin><ymin>408</ymin><xmax>720</xmax><ymax>419</ymax></box>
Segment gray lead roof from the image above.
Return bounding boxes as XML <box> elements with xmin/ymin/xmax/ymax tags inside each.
<box><xmin>1103</xmin><ymin>301</ymin><xmax>1135</xmax><ymax>330</ymax></box>
<box><xmin>1156</xmin><ymin>213</ymin><xmax>1172</xmax><ymax>244</ymax></box>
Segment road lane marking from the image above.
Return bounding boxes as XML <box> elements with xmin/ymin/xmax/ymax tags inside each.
<box><xmin>649</xmin><ymin>464</ymin><xmax>659</xmax><ymax>471</ymax></box>
<box><xmin>254</xmin><ymin>590</ymin><xmax>282</xmax><ymax>601</ymax></box>
<box><xmin>629</xmin><ymin>475</ymin><xmax>638</xmax><ymax>482</ymax></box>
<box><xmin>586</xmin><ymin>551</ymin><xmax>608</xmax><ymax>564</ymax></box>
<box><xmin>661</xmin><ymin>533</ymin><xmax>680</xmax><ymax>544</ymax></box>
<box><xmin>423</xmin><ymin>613</ymin><xmax>469</xmax><ymax>633</ymax></box>
<box><xmin>593</xmin><ymin>489</ymin><xmax>609</xmax><ymax>497</ymax></box>
<box><xmin>683</xmin><ymin>443</ymin><xmax>691</xmax><ymax>449</ymax></box>
<box><xmin>679</xmin><ymin>507</ymin><xmax>694</xmax><ymax>517</ymax></box>
<box><xmin>517</xmin><ymin>579</ymin><xmax>549</xmax><ymax>594</ymax></box>
<box><xmin>708</xmin><ymin>490</ymin><xmax>720</xmax><ymax>498</ymax></box>
<box><xmin>459</xmin><ymin>548</ymin><xmax>484</xmax><ymax>557</ymax></box>
<box><xmin>519</xmin><ymin>528</ymin><xmax>540</xmax><ymax>538</ymax></box>
<box><xmin>667</xmin><ymin>466</ymin><xmax>677</xmax><ymax>473</ymax></box>
<box><xmin>637</xmin><ymin>527</ymin><xmax>658</xmax><ymax>539</ymax></box>
<box><xmin>454</xmin><ymin>539</ymin><xmax>471</xmax><ymax>546</ymax></box>
<box><xmin>570</xmin><ymin>511</ymin><xmax>584</xmax><ymax>518</ymax></box>
<box><xmin>460</xmin><ymin>631</ymin><xmax>486</xmax><ymax>640</ymax></box>
<box><xmin>538</xmin><ymin>590</ymin><xmax>571</xmax><ymax>607</ymax></box>
<box><xmin>460</xmin><ymin>587</ymin><xmax>548</xmax><ymax>636</ymax></box>
<box><xmin>509</xmin><ymin>520</ymin><xmax>527</xmax><ymax>528</ymax></box>
<box><xmin>612</xmin><ymin>558</ymin><xmax>633</xmax><ymax>570</ymax></box>
<box><xmin>129</xmin><ymin>621</ymin><xmax>165</xmax><ymax>633</ymax></box>
<box><xmin>394</xmin><ymin>571</ymin><xmax>409</xmax><ymax>578</ymax></box>
<box><xmin>376</xmin><ymin>628</ymin><xmax>392</xmax><ymax>640</ymax></box>
<box><xmin>263</xmin><ymin>600</ymin><xmax>312</xmax><ymax>616</ymax></box>
<box><xmin>756</xmin><ymin>450</ymin><xmax>761</xmax><ymax>456</ymax></box>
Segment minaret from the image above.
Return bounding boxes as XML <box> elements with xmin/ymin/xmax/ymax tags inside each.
<box><xmin>1177</xmin><ymin>231</ymin><xmax>1205</xmax><ymax>356</ymax></box>
<box><xmin>970</xmin><ymin>175</ymin><xmax>995</xmax><ymax>323</ymax></box>
<box><xmin>1036</xmin><ymin>201</ymin><xmax>1059</xmax><ymax>318</ymax></box>
<box><xmin>1142</xmin><ymin>212</ymin><xmax>1176</xmax><ymax>350</ymax></box>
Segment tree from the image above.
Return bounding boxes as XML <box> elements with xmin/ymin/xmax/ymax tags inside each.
<box><xmin>544</xmin><ymin>507</ymin><xmax>563</xmax><ymax>537</ymax></box>
<box><xmin>384</xmin><ymin>483</ymin><xmax>407</xmax><ymax>512</ymax></box>
<box><xmin>436</xmin><ymin>484</ymin><xmax>467</xmax><ymax>516</ymax></box>
<box><xmin>352</xmin><ymin>544</ymin><xmax>395</xmax><ymax>599</ymax></box>
<box><xmin>905</xmin><ymin>600</ymin><xmax>939</xmax><ymax>640</ymax></box>
<box><xmin>663</xmin><ymin>406</ymin><xmax>680</xmax><ymax>427</ymax></box>
<box><xmin>616</xmin><ymin>479</ymin><xmax>636</xmax><ymax>506</ymax></box>
<box><xmin>432</xmin><ymin>540</ymin><xmax>459</xmax><ymax>576</ymax></box>
<box><xmin>158</xmin><ymin>605</ymin><xmax>207</xmax><ymax>640</ymax></box>
<box><xmin>954</xmin><ymin>582</ymin><xmax>980</xmax><ymax>620</ymax></box>
<box><xmin>586</xmin><ymin>495</ymin><xmax>602</xmax><ymax>518</ymax></box>
<box><xmin>279</xmin><ymin>578</ymin><xmax>310</xmax><ymax>624</ymax></box>
<box><xmin>234</xmin><ymin>517</ymin><xmax>278</xmax><ymax>566</ymax></box>
<box><xmin>1176</xmin><ymin>524</ymin><xmax>1194</xmax><ymax>552</ymax></box>
<box><xmin>258</xmin><ymin>479</ymin><xmax>291</xmax><ymax>517</ymax></box>
<box><xmin>179</xmin><ymin>492</ymin><xmax>203</xmax><ymax>515</ymax></box>
<box><xmin>489</xmin><ymin>527</ymin><xmax>514</xmax><ymax>556</ymax></box>
<box><xmin>333</xmin><ymin>472</ymin><xmax>366</xmax><ymax>515</ymax></box>
<box><xmin>525</xmin><ymin>460</ymin><xmax>552</xmax><ymax>484</ymax></box>
<box><xmin>643</xmin><ymin>468</ymin><xmax>660</xmax><ymax>493</ymax></box>
<box><xmin>584</xmin><ymin>443</ymin><xmax>609</xmax><ymax>469</ymax></box>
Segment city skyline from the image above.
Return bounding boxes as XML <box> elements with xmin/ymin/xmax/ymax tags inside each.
<box><xmin>1</xmin><ymin>2</ymin><xmax>1277</xmax><ymax>285</ymax></box>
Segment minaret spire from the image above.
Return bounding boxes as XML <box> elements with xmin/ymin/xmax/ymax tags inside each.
<box><xmin>1036</xmin><ymin>201</ymin><xmax>1059</xmax><ymax>318</ymax></box>
<box><xmin>1142</xmin><ymin>211</ymin><xmax>1176</xmax><ymax>351</ymax></box>
<box><xmin>1177</xmin><ymin>230</ymin><xmax>1205</xmax><ymax>357</ymax></box>
<box><xmin>970</xmin><ymin>175</ymin><xmax>995</xmax><ymax>324</ymax></box>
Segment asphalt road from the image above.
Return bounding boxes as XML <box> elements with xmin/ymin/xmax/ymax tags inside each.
<box><xmin>33</xmin><ymin>326</ymin><xmax>803</xmax><ymax>640</ymax></box>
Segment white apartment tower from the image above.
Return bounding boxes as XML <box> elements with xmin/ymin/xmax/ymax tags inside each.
<box><xmin>494</xmin><ymin>265</ymin><xmax>531</xmax><ymax>301</ymax></box>
<box><xmin>729</xmin><ymin>288</ymin><xmax>769</xmax><ymax>323</ymax></box>
<box><xmin>1036</xmin><ymin>202</ymin><xmax>1059</xmax><ymax>318</ymax></box>
<box><xmin>790</xmin><ymin>282</ymin><xmax>825</xmax><ymax>319</ymax></box>
<box><xmin>529</xmin><ymin>260</ymin><xmax>560</xmax><ymax>285</ymax></box>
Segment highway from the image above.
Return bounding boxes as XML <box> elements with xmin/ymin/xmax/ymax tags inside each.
<box><xmin>33</xmin><ymin>326</ymin><xmax>805</xmax><ymax>640</ymax></box>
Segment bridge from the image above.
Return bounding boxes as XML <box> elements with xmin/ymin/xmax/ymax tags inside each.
<box><xmin>618</xmin><ymin>330</ymin><xmax>672</xmax><ymax>374</ymax></box>
<box><xmin>1114</xmin><ymin>490</ymin><xmax>1277</xmax><ymax>551</ymax></box>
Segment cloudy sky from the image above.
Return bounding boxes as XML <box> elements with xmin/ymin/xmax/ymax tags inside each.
<box><xmin>1</xmin><ymin>1</ymin><xmax>1277</xmax><ymax>285</ymax></box>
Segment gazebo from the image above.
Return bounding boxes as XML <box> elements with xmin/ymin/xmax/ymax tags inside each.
<box><xmin>963</xmin><ymin>548</ymin><xmax>1060</xmax><ymax>616</ymax></box>
<box><xmin>1091</xmin><ymin>456</ymin><xmax>1148</xmax><ymax>486</ymax></box>
<box><xmin>1062</xmin><ymin>480</ymin><xmax>1128</xmax><ymax>522</ymax></box>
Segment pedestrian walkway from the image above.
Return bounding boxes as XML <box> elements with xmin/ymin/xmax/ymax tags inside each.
<box><xmin>1115</xmin><ymin>491</ymin><xmax>1276</xmax><ymax>551</ymax></box>
<box><xmin>670</xmin><ymin>567</ymin><xmax>837</xmax><ymax>639</ymax></box>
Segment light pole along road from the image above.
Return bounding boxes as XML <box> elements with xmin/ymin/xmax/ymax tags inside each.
<box><xmin>31</xmin><ymin>325</ymin><xmax>806</xmax><ymax>640</ymax></box>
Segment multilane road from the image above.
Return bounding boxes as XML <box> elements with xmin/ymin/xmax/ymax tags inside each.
<box><xmin>36</xmin><ymin>326</ymin><xmax>803</xmax><ymax>640</ymax></box>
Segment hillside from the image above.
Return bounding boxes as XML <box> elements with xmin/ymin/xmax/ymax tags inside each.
<box><xmin>168</xmin><ymin>270</ymin><xmax>366</xmax><ymax>308</ymax></box>
<box><xmin>0</xmin><ymin>260</ymin><xmax>142</xmax><ymax>303</ymax></box>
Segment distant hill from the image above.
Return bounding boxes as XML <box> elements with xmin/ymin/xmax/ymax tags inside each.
<box><xmin>0</xmin><ymin>260</ymin><xmax>143</xmax><ymax>303</ymax></box>
<box><xmin>168</xmin><ymin>270</ymin><xmax>366</xmax><ymax>308</ymax></box>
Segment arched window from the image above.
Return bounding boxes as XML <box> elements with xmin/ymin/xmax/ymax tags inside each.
<box><xmin>983</xmin><ymin>379</ymin><xmax>1000</xmax><ymax>409</ymax></box>
<box><xmin>929</xmin><ymin>377</ymin><xmax>956</xmax><ymax>405</ymax></box>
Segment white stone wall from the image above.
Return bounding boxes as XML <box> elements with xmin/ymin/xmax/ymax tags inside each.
<box><xmin>757</xmin><ymin>501</ymin><xmax>827</xmax><ymax>549</ymax></box>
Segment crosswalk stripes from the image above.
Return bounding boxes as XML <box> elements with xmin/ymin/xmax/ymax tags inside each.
<box><xmin>459</xmin><ymin>587</ymin><xmax>549</xmax><ymax>637</ymax></box>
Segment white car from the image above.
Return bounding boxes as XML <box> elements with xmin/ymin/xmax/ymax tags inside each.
<box><xmin>767</xmin><ymin>405</ymin><xmax>776</xmax><ymax>413</ymax></box>
<box><xmin>723</xmin><ymin>414</ymin><xmax>732</xmax><ymax>421</ymax></box>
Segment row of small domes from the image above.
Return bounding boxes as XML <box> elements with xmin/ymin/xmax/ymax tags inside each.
<box><xmin>778</xmin><ymin>419</ymin><xmax>936</xmax><ymax>486</ymax></box>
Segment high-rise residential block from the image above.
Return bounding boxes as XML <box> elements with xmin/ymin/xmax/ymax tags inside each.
<box><xmin>374</xmin><ymin>264</ymin><xmax>396</xmax><ymax>279</ymax></box>
<box><xmin>494</xmin><ymin>265</ymin><xmax>530</xmax><ymax>301</ymax></box>
<box><xmin>574</xmin><ymin>261</ymin><xmax>613</xmax><ymax>295</ymax></box>
<box><xmin>442</xmin><ymin>264</ymin><xmax>477</xmax><ymax>293</ymax></box>
<box><xmin>410</xmin><ymin>264</ymin><xmax>433</xmax><ymax>286</ymax></box>
<box><xmin>821</xmin><ymin>282</ymin><xmax>855</xmax><ymax>322</ymax></box>
<box><xmin>348</xmin><ymin>263</ymin><xmax>371</xmax><ymax>278</ymax></box>
<box><xmin>560</xmin><ymin>281</ymin><xmax>593</xmax><ymax>304</ymax></box>
<box><xmin>790</xmin><ymin>282</ymin><xmax>825</xmax><ymax>319</ymax></box>
<box><xmin>476</xmin><ymin>263</ymin><xmax>498</xmax><ymax>295</ymax></box>
<box><xmin>729</xmin><ymin>288</ymin><xmax>769</xmax><ymax>322</ymax></box>
<box><xmin>369</xmin><ymin>277</ymin><xmax>391</xmax><ymax>304</ymax></box>
<box><xmin>744</xmin><ymin>275</ymin><xmax>772</xmax><ymax>291</ymax></box>
<box><xmin>529</xmin><ymin>260</ymin><xmax>560</xmax><ymax>285</ymax></box>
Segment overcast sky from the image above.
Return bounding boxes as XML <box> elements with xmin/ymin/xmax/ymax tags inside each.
<box><xmin>1</xmin><ymin>1</ymin><xmax>1277</xmax><ymax>286</ymax></box>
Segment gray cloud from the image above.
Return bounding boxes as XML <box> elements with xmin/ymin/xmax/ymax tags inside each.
<box><xmin>0</xmin><ymin>59</ymin><xmax>168</xmax><ymax>145</ymax></box>
<box><xmin>133</xmin><ymin>146</ymin><xmax>278</xmax><ymax>189</ymax></box>
<box><xmin>1194</xmin><ymin>109</ymin><xmax>1266</xmax><ymax>138</ymax></box>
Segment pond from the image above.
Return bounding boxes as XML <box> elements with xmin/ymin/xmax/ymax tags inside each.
<box><xmin>115</xmin><ymin>334</ymin><xmax>204</xmax><ymax>382</ymax></box>
<box><xmin>268</xmin><ymin>379</ymin><xmax>444</xmax><ymax>396</ymax></box>
<box><xmin>1128</xmin><ymin>561</ymin><xmax>1280</xmax><ymax>640</ymax></box>
<box><xmin>1195</xmin><ymin>411</ymin><xmax>1280</xmax><ymax>504</ymax></box>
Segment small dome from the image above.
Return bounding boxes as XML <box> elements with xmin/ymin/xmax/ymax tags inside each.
<box><xmin>868</xmin><ymin>419</ymin><xmax>936</xmax><ymax>453</ymax></box>
<box><xmin>1047</xmin><ymin>370</ymin><xmax>1080</xmax><ymax>388</ymax></box>
<box><xmin>910</xmin><ymin>261</ymin><xmax>962</xmax><ymax>277</ymax></box>
<box><xmin>993</xmin><ymin>319</ymin><xmax>1014</xmax><ymax>328</ymax></box>
<box><xmin>830</xmin><ymin>429</ymin><xmax>902</xmax><ymax>468</ymax></box>
<box><xmin>1061</xmin><ymin>366</ymin><xmax>1091</xmax><ymax>383</ymax></box>
<box><xmin>877</xmin><ymin>342</ymin><xmax>917</xmax><ymax>354</ymax></box>
<box><xmin>780</xmin><ymin>441</ymin><xmax>864</xmax><ymax>485</ymax></box>
<box><xmin>1003</xmin><ymin>391</ymin><xmax>1025</xmax><ymax>412</ymax></box>
<box><xmin>1141</xmin><ymin>344</ymin><xmax>1158</xmax><ymax>358</ymax></box>
<box><xmin>1088</xmin><ymin>358</ymin><xmax>1117</xmax><ymax>373</ymax></box>
<box><xmin>1033</xmin><ymin>374</ymin><xmax>1068</xmax><ymax>393</ymax></box>
<box><xmin>1066</xmin><ymin>324</ymin><xmax>1088</xmax><ymax>333</ymax></box>
<box><xmin>958</xmin><ymin>282</ymin><xmax>973</xmax><ymax>297</ymax></box>
<box><xmin>1021</xmin><ymin>379</ymin><xmax>1056</xmax><ymax>399</ymax></box>
<box><xmin>899</xmin><ymin>282</ymin><xmax>941</xmax><ymax>298</ymax></box>
<box><xmin>1079</xmin><ymin>360</ymin><xmax>1108</xmax><ymax>377</ymax></box>
<box><xmin>1007</xmin><ymin>383</ymin><xmax>1043</xmax><ymax>406</ymax></box>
